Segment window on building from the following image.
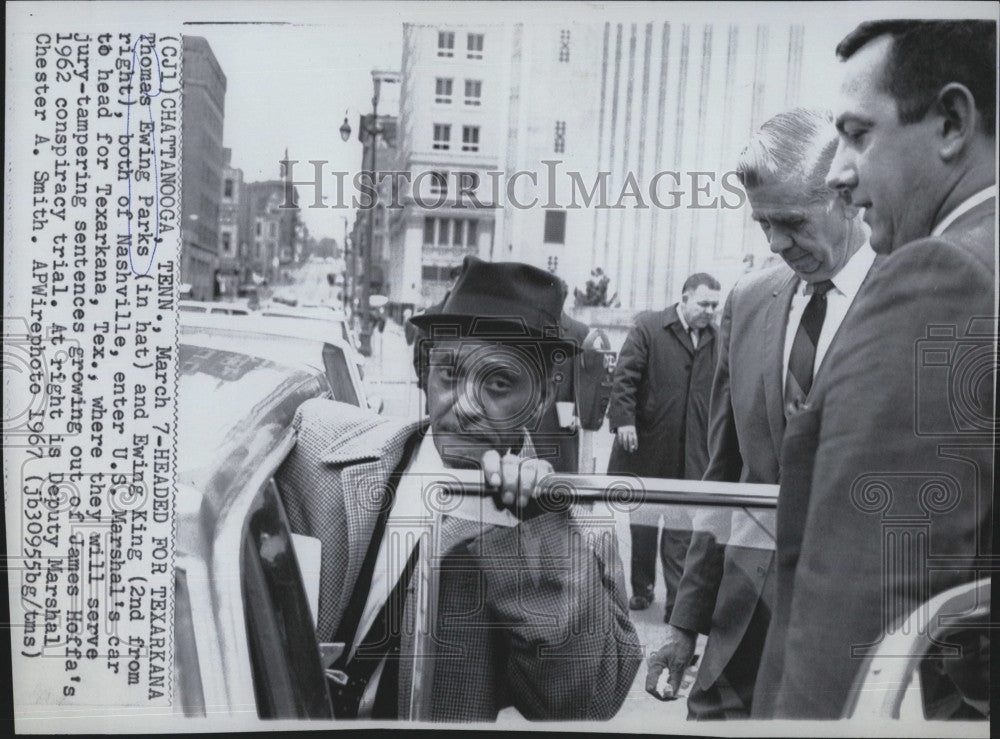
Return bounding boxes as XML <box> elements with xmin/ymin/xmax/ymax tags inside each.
<box><xmin>221</xmin><ymin>232</ymin><xmax>232</xmax><ymax>255</ymax></box>
<box><xmin>544</xmin><ymin>210</ymin><xmax>567</xmax><ymax>244</ymax></box>
<box><xmin>559</xmin><ymin>29</ymin><xmax>571</xmax><ymax>62</ymax></box>
<box><xmin>467</xmin><ymin>33</ymin><xmax>484</xmax><ymax>59</ymax></box>
<box><xmin>435</xmin><ymin>77</ymin><xmax>453</xmax><ymax>104</ymax></box>
<box><xmin>554</xmin><ymin>120</ymin><xmax>566</xmax><ymax>154</ymax></box>
<box><xmin>433</xmin><ymin>124</ymin><xmax>451</xmax><ymax>150</ymax></box>
<box><xmin>437</xmin><ymin>31</ymin><xmax>455</xmax><ymax>57</ymax></box>
<box><xmin>255</xmin><ymin>221</ymin><xmax>262</xmax><ymax>237</ymax></box>
<box><xmin>255</xmin><ymin>242</ymin><xmax>262</xmax><ymax>259</ymax></box>
<box><xmin>224</xmin><ymin>179</ymin><xmax>234</xmax><ymax>198</ymax></box>
<box><xmin>422</xmin><ymin>217</ymin><xmax>480</xmax><ymax>249</ymax></box>
<box><xmin>466</xmin><ymin>219</ymin><xmax>479</xmax><ymax>248</ymax></box>
<box><xmin>429</xmin><ymin>171</ymin><xmax>448</xmax><ymax>197</ymax></box>
<box><xmin>461</xmin><ymin>126</ymin><xmax>480</xmax><ymax>152</ymax></box>
<box><xmin>457</xmin><ymin>172</ymin><xmax>479</xmax><ymax>192</ymax></box>
<box><xmin>547</xmin><ymin>255</ymin><xmax>559</xmax><ymax>272</ymax></box>
<box><xmin>464</xmin><ymin>79</ymin><xmax>482</xmax><ymax>106</ymax></box>
<box><xmin>270</xmin><ymin>221</ymin><xmax>277</xmax><ymax>238</ymax></box>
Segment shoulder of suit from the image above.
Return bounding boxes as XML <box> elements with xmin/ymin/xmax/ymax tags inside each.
<box><xmin>731</xmin><ymin>263</ymin><xmax>795</xmax><ymax>299</ymax></box>
<box><xmin>632</xmin><ymin>308</ymin><xmax>669</xmax><ymax>328</ymax></box>
<box><xmin>291</xmin><ymin>398</ymin><xmax>412</xmax><ymax>461</ymax></box>
<box><xmin>884</xmin><ymin>223</ymin><xmax>995</xmax><ymax>277</ymax></box>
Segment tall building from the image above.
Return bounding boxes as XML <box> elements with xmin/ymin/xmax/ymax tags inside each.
<box><xmin>217</xmin><ymin>147</ymin><xmax>244</xmax><ymax>295</ymax></box>
<box><xmin>393</xmin><ymin>26</ymin><xmax>506</xmax><ymax>308</ymax></box>
<box><xmin>240</xmin><ymin>167</ymin><xmax>301</xmax><ymax>285</ymax></box>
<box><xmin>393</xmin><ymin>21</ymin><xmax>808</xmax><ymax>310</ymax></box>
<box><xmin>181</xmin><ymin>36</ymin><xmax>227</xmax><ymax>300</ymax></box>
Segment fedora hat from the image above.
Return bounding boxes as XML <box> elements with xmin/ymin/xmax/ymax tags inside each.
<box><xmin>409</xmin><ymin>256</ymin><xmax>578</xmax><ymax>351</ymax></box>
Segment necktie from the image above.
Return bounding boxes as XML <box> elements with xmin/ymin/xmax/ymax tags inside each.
<box><xmin>689</xmin><ymin>328</ymin><xmax>699</xmax><ymax>349</ymax></box>
<box><xmin>784</xmin><ymin>279</ymin><xmax>835</xmax><ymax>417</ymax></box>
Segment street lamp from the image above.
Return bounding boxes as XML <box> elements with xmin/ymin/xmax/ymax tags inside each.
<box><xmin>339</xmin><ymin>74</ymin><xmax>392</xmax><ymax>357</ymax></box>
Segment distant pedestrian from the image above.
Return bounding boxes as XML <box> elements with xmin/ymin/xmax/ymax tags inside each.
<box><xmin>606</xmin><ymin>273</ymin><xmax>720</xmax><ymax>620</ymax></box>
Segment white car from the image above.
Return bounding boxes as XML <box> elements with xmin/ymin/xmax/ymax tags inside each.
<box><xmin>179</xmin><ymin>299</ymin><xmax>252</xmax><ymax>316</ymax></box>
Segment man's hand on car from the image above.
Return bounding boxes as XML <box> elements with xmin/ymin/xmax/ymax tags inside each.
<box><xmin>645</xmin><ymin>624</ymin><xmax>697</xmax><ymax>701</ymax></box>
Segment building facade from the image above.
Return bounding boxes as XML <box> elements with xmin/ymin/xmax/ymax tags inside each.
<box><xmin>180</xmin><ymin>36</ymin><xmax>227</xmax><ymax>300</ymax></box>
<box><xmin>392</xmin><ymin>21</ymin><xmax>808</xmax><ymax>310</ymax></box>
<box><xmin>217</xmin><ymin>147</ymin><xmax>244</xmax><ymax>296</ymax></box>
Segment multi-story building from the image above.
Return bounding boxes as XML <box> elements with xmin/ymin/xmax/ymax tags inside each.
<box><xmin>217</xmin><ymin>147</ymin><xmax>244</xmax><ymax>296</ymax></box>
<box><xmin>180</xmin><ymin>36</ymin><xmax>227</xmax><ymax>300</ymax></box>
<box><xmin>239</xmin><ymin>159</ymin><xmax>301</xmax><ymax>285</ymax></box>
<box><xmin>392</xmin><ymin>21</ymin><xmax>809</xmax><ymax>310</ymax></box>
<box><xmin>393</xmin><ymin>26</ymin><xmax>506</xmax><ymax>309</ymax></box>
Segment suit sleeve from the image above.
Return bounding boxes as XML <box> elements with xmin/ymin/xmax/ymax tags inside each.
<box><xmin>773</xmin><ymin>239</ymin><xmax>995</xmax><ymax>717</ymax></box>
<box><xmin>606</xmin><ymin>322</ymin><xmax>648</xmax><ymax>432</ymax></box>
<box><xmin>469</xmin><ymin>512</ymin><xmax>643</xmax><ymax>719</ymax></box>
<box><xmin>669</xmin><ymin>289</ymin><xmax>739</xmax><ymax>634</ymax></box>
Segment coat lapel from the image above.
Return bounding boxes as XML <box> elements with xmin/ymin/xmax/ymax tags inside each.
<box><xmin>761</xmin><ymin>272</ymin><xmax>799</xmax><ymax>462</ymax></box>
<box><xmin>665</xmin><ymin>305</ymin><xmax>695</xmax><ymax>355</ymax></box>
<box><xmin>321</xmin><ymin>418</ymin><xmax>424</xmax><ymax>629</ymax></box>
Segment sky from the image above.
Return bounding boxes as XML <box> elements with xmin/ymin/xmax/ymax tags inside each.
<box><xmin>175</xmin><ymin>1</ymin><xmax>992</xmax><ymax>241</ymax></box>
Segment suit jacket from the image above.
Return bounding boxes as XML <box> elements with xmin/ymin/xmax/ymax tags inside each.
<box><xmin>668</xmin><ymin>265</ymin><xmax>796</xmax><ymax>692</ymax></box>
<box><xmin>606</xmin><ymin>305</ymin><xmax>717</xmax><ymax>481</ymax></box>
<box><xmin>754</xmin><ymin>198</ymin><xmax>996</xmax><ymax>718</ymax></box>
<box><xmin>275</xmin><ymin>399</ymin><xmax>642</xmax><ymax>721</ymax></box>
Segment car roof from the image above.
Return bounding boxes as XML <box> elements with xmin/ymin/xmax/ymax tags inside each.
<box><xmin>177</xmin><ymin>336</ymin><xmax>331</xmax><ymax>519</ymax></box>
<box><xmin>180</xmin><ymin>312</ymin><xmax>356</xmax><ymax>353</ymax></box>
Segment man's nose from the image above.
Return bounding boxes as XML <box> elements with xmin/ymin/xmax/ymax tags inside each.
<box><xmin>825</xmin><ymin>141</ymin><xmax>858</xmax><ymax>194</ymax></box>
<box><xmin>769</xmin><ymin>230</ymin><xmax>792</xmax><ymax>254</ymax></box>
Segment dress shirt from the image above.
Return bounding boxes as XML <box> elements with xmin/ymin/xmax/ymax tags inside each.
<box><xmin>781</xmin><ymin>245</ymin><xmax>876</xmax><ymax>385</ymax></box>
<box><xmin>931</xmin><ymin>184</ymin><xmax>997</xmax><ymax>237</ymax></box>
<box><xmin>355</xmin><ymin>431</ymin><xmax>520</xmax><ymax>715</ymax></box>
<box><xmin>675</xmin><ymin>302</ymin><xmax>699</xmax><ymax>348</ymax></box>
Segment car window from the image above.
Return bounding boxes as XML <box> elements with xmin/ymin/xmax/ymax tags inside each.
<box><xmin>322</xmin><ymin>342</ymin><xmax>360</xmax><ymax>407</ymax></box>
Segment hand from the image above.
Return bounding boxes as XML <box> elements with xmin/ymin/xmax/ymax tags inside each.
<box><xmin>645</xmin><ymin>624</ymin><xmax>696</xmax><ymax>701</ymax></box>
<box><xmin>616</xmin><ymin>425</ymin><xmax>638</xmax><ymax>453</ymax></box>
<box><xmin>481</xmin><ymin>450</ymin><xmax>554</xmax><ymax>514</ymax></box>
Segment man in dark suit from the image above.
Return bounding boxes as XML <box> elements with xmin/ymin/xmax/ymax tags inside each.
<box><xmin>607</xmin><ymin>273</ymin><xmax>720</xmax><ymax>618</ymax></box>
<box><xmin>644</xmin><ymin>108</ymin><xmax>874</xmax><ymax>717</ymax></box>
<box><xmin>753</xmin><ymin>21</ymin><xmax>995</xmax><ymax>718</ymax></box>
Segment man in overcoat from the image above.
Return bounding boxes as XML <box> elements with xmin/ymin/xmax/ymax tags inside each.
<box><xmin>606</xmin><ymin>273</ymin><xmax>721</xmax><ymax>620</ymax></box>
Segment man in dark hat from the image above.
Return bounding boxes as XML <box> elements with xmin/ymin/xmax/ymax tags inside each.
<box><xmin>277</xmin><ymin>256</ymin><xmax>641</xmax><ymax>722</ymax></box>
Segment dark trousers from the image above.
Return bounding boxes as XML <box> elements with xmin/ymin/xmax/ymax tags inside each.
<box><xmin>629</xmin><ymin>524</ymin><xmax>691</xmax><ymax>621</ymax></box>
<box><xmin>687</xmin><ymin>593</ymin><xmax>772</xmax><ymax>720</ymax></box>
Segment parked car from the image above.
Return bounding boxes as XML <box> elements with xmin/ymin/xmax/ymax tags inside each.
<box><xmin>175</xmin><ymin>328</ymin><xmax>335</xmax><ymax>718</ymax></box>
<box><xmin>179</xmin><ymin>312</ymin><xmax>378</xmax><ymax>412</ymax></box>
<box><xmin>179</xmin><ymin>299</ymin><xmax>252</xmax><ymax>316</ymax></box>
<box><xmin>260</xmin><ymin>303</ymin><xmax>361</xmax><ymax>356</ymax></box>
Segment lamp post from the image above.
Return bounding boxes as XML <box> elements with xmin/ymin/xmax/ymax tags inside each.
<box><xmin>339</xmin><ymin>73</ymin><xmax>393</xmax><ymax>357</ymax></box>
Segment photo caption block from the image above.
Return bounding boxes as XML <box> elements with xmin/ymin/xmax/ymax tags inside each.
<box><xmin>5</xmin><ymin>31</ymin><xmax>181</xmax><ymax>716</ymax></box>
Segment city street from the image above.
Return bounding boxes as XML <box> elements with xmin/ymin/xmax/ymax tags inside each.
<box><xmin>364</xmin><ymin>319</ymin><xmax>703</xmax><ymax>726</ymax></box>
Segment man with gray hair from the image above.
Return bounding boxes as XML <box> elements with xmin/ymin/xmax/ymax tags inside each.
<box><xmin>645</xmin><ymin>107</ymin><xmax>876</xmax><ymax>718</ymax></box>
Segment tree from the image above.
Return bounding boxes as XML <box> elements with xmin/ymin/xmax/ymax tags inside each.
<box><xmin>574</xmin><ymin>267</ymin><xmax>620</xmax><ymax>308</ymax></box>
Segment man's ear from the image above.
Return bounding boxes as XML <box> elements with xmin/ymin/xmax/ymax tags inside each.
<box><xmin>936</xmin><ymin>83</ymin><xmax>979</xmax><ymax>161</ymax></box>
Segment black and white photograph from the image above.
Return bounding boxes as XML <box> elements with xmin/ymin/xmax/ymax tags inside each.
<box><xmin>3</xmin><ymin>0</ymin><xmax>996</xmax><ymax>732</ymax></box>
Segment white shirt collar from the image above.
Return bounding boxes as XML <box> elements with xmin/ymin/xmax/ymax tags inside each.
<box><xmin>931</xmin><ymin>184</ymin><xmax>997</xmax><ymax>237</ymax></box>
<box><xmin>675</xmin><ymin>303</ymin><xmax>692</xmax><ymax>333</ymax></box>
<box><xmin>796</xmin><ymin>243</ymin><xmax>876</xmax><ymax>299</ymax></box>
